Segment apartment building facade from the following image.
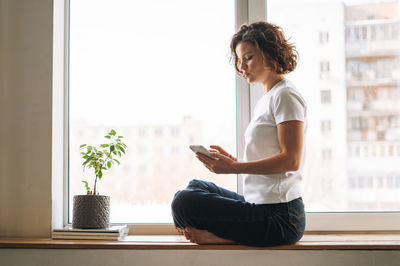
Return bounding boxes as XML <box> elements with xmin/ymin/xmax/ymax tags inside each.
<box><xmin>345</xmin><ymin>0</ymin><xmax>400</xmax><ymax>210</ymax></box>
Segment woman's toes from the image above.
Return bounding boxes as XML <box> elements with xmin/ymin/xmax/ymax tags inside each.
<box><xmin>183</xmin><ymin>227</ymin><xmax>194</xmax><ymax>242</ymax></box>
<box><xmin>176</xmin><ymin>227</ymin><xmax>184</xmax><ymax>235</ymax></box>
<box><xmin>183</xmin><ymin>231</ymin><xmax>190</xmax><ymax>240</ymax></box>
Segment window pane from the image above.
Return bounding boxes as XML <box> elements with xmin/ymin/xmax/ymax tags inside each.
<box><xmin>268</xmin><ymin>0</ymin><xmax>400</xmax><ymax>211</ymax></box>
<box><xmin>69</xmin><ymin>0</ymin><xmax>236</xmax><ymax>223</ymax></box>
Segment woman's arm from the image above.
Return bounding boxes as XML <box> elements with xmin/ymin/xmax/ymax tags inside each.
<box><xmin>235</xmin><ymin>120</ymin><xmax>304</xmax><ymax>174</ymax></box>
<box><xmin>196</xmin><ymin>120</ymin><xmax>304</xmax><ymax>175</ymax></box>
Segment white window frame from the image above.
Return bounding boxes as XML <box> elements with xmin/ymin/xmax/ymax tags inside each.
<box><xmin>58</xmin><ymin>0</ymin><xmax>400</xmax><ymax>234</ymax></box>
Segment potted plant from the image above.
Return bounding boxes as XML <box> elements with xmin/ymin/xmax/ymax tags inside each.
<box><xmin>72</xmin><ymin>129</ymin><xmax>127</xmax><ymax>229</ymax></box>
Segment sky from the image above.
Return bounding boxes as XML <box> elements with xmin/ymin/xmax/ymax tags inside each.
<box><xmin>69</xmin><ymin>0</ymin><xmax>236</xmax><ymax>126</ymax></box>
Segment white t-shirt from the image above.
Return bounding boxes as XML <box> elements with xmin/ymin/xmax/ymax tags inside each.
<box><xmin>243</xmin><ymin>78</ymin><xmax>307</xmax><ymax>204</ymax></box>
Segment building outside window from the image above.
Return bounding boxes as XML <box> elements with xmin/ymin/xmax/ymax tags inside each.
<box><xmin>267</xmin><ymin>0</ymin><xmax>400</xmax><ymax>213</ymax></box>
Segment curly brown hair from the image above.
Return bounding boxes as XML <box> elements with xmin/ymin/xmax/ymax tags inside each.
<box><xmin>230</xmin><ymin>21</ymin><xmax>298</xmax><ymax>75</ymax></box>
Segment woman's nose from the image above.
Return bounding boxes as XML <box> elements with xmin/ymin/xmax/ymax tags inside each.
<box><xmin>239</xmin><ymin>62</ymin><xmax>247</xmax><ymax>71</ymax></box>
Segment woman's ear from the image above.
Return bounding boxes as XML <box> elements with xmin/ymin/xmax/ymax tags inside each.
<box><xmin>261</xmin><ymin>54</ymin><xmax>273</xmax><ymax>70</ymax></box>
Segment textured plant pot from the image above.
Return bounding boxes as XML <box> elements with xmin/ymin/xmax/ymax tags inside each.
<box><xmin>72</xmin><ymin>195</ymin><xmax>110</xmax><ymax>229</ymax></box>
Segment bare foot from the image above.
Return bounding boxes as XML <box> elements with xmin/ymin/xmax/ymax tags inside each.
<box><xmin>185</xmin><ymin>227</ymin><xmax>235</xmax><ymax>245</ymax></box>
<box><xmin>183</xmin><ymin>227</ymin><xmax>194</xmax><ymax>242</ymax></box>
<box><xmin>176</xmin><ymin>227</ymin><xmax>184</xmax><ymax>235</ymax></box>
<box><xmin>176</xmin><ymin>227</ymin><xmax>193</xmax><ymax>242</ymax></box>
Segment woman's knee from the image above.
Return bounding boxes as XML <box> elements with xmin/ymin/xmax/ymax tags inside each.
<box><xmin>187</xmin><ymin>179</ymin><xmax>203</xmax><ymax>189</ymax></box>
<box><xmin>171</xmin><ymin>189</ymin><xmax>197</xmax><ymax>214</ymax></box>
<box><xmin>187</xmin><ymin>179</ymin><xmax>214</xmax><ymax>191</ymax></box>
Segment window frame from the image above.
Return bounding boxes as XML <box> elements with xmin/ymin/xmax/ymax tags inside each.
<box><xmin>61</xmin><ymin>0</ymin><xmax>400</xmax><ymax>234</ymax></box>
<box><xmin>62</xmin><ymin>0</ymin><xmax>70</xmax><ymax>228</ymax></box>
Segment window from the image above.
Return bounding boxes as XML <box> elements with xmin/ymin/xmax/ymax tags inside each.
<box><xmin>319</xmin><ymin>31</ymin><xmax>329</xmax><ymax>44</ymax></box>
<box><xmin>65</xmin><ymin>0</ymin><xmax>400</xmax><ymax>231</ymax></box>
<box><xmin>391</xmin><ymin>23</ymin><xmax>399</xmax><ymax>40</ymax></box>
<box><xmin>319</xmin><ymin>61</ymin><xmax>330</xmax><ymax>79</ymax></box>
<box><xmin>345</xmin><ymin>27</ymin><xmax>351</xmax><ymax>42</ymax></box>
<box><xmin>320</xmin><ymin>89</ymin><xmax>332</xmax><ymax>104</ymax></box>
<box><xmin>361</xmin><ymin>26</ymin><xmax>368</xmax><ymax>40</ymax></box>
<box><xmin>381</xmin><ymin>24</ymin><xmax>389</xmax><ymax>39</ymax></box>
<box><xmin>321</xmin><ymin>120</ymin><xmax>332</xmax><ymax>133</ymax></box>
<box><xmin>154</xmin><ymin>128</ymin><xmax>163</xmax><ymax>137</ymax></box>
<box><xmin>370</xmin><ymin>25</ymin><xmax>376</xmax><ymax>40</ymax></box>
<box><xmin>389</xmin><ymin>145</ymin><xmax>394</xmax><ymax>156</ymax></box>
<box><xmin>396</xmin><ymin>176</ymin><xmax>400</xmax><ymax>188</ymax></box>
<box><xmin>321</xmin><ymin>148</ymin><xmax>332</xmax><ymax>160</ymax></box>
<box><xmin>68</xmin><ymin>0</ymin><xmax>236</xmax><ymax>224</ymax></box>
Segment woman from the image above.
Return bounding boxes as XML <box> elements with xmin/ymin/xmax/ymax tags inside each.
<box><xmin>171</xmin><ymin>21</ymin><xmax>307</xmax><ymax>247</ymax></box>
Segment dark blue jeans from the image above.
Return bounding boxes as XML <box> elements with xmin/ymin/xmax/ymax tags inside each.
<box><xmin>171</xmin><ymin>179</ymin><xmax>305</xmax><ymax>247</ymax></box>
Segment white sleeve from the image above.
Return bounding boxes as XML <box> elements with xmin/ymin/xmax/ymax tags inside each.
<box><xmin>273</xmin><ymin>89</ymin><xmax>306</xmax><ymax>124</ymax></box>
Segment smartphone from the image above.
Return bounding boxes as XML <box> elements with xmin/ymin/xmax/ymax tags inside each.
<box><xmin>189</xmin><ymin>145</ymin><xmax>216</xmax><ymax>159</ymax></box>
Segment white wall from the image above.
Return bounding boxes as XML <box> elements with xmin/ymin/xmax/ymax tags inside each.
<box><xmin>1</xmin><ymin>249</ymin><xmax>400</xmax><ymax>266</ymax></box>
<box><xmin>0</xmin><ymin>1</ymin><xmax>399</xmax><ymax>265</ymax></box>
<box><xmin>0</xmin><ymin>0</ymin><xmax>53</xmax><ymax>237</ymax></box>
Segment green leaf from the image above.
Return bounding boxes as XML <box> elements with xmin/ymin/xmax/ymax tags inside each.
<box><xmin>82</xmin><ymin>180</ymin><xmax>90</xmax><ymax>193</ymax></box>
<box><xmin>82</xmin><ymin>158</ymin><xmax>91</xmax><ymax>166</ymax></box>
<box><xmin>79</xmin><ymin>129</ymin><xmax>127</xmax><ymax>187</ymax></box>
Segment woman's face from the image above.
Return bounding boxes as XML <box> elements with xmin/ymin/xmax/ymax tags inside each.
<box><xmin>235</xmin><ymin>42</ymin><xmax>273</xmax><ymax>85</ymax></box>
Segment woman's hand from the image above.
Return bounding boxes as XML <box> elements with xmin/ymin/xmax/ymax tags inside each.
<box><xmin>209</xmin><ymin>145</ymin><xmax>237</xmax><ymax>161</ymax></box>
<box><xmin>196</xmin><ymin>145</ymin><xmax>238</xmax><ymax>174</ymax></box>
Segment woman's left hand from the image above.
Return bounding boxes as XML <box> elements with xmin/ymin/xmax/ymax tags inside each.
<box><xmin>196</xmin><ymin>151</ymin><xmax>238</xmax><ymax>174</ymax></box>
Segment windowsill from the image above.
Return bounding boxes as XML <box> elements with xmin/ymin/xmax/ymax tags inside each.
<box><xmin>1</xmin><ymin>233</ymin><xmax>400</xmax><ymax>250</ymax></box>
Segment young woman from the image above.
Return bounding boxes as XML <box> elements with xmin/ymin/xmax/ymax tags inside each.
<box><xmin>171</xmin><ymin>21</ymin><xmax>307</xmax><ymax>247</ymax></box>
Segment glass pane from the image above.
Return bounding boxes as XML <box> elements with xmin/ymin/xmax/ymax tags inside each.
<box><xmin>69</xmin><ymin>0</ymin><xmax>236</xmax><ymax>223</ymax></box>
<box><xmin>267</xmin><ymin>0</ymin><xmax>400</xmax><ymax>211</ymax></box>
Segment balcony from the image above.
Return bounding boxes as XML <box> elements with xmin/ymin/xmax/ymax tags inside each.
<box><xmin>347</xmin><ymin>102</ymin><xmax>400</xmax><ymax>117</ymax></box>
<box><xmin>346</xmin><ymin>77</ymin><xmax>399</xmax><ymax>87</ymax></box>
<box><xmin>345</xmin><ymin>18</ymin><xmax>400</xmax><ymax>58</ymax></box>
<box><xmin>347</xmin><ymin>101</ymin><xmax>363</xmax><ymax>111</ymax></box>
<box><xmin>386</xmin><ymin>128</ymin><xmax>400</xmax><ymax>141</ymax></box>
<box><xmin>347</xmin><ymin>156</ymin><xmax>400</xmax><ymax>172</ymax></box>
<box><xmin>346</xmin><ymin>39</ymin><xmax>400</xmax><ymax>58</ymax></box>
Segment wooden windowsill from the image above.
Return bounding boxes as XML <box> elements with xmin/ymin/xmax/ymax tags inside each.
<box><xmin>1</xmin><ymin>233</ymin><xmax>400</xmax><ymax>250</ymax></box>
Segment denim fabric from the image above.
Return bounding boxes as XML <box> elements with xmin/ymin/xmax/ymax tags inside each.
<box><xmin>171</xmin><ymin>179</ymin><xmax>305</xmax><ymax>247</ymax></box>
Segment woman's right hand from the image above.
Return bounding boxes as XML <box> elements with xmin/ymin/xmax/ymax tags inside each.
<box><xmin>209</xmin><ymin>145</ymin><xmax>237</xmax><ymax>161</ymax></box>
